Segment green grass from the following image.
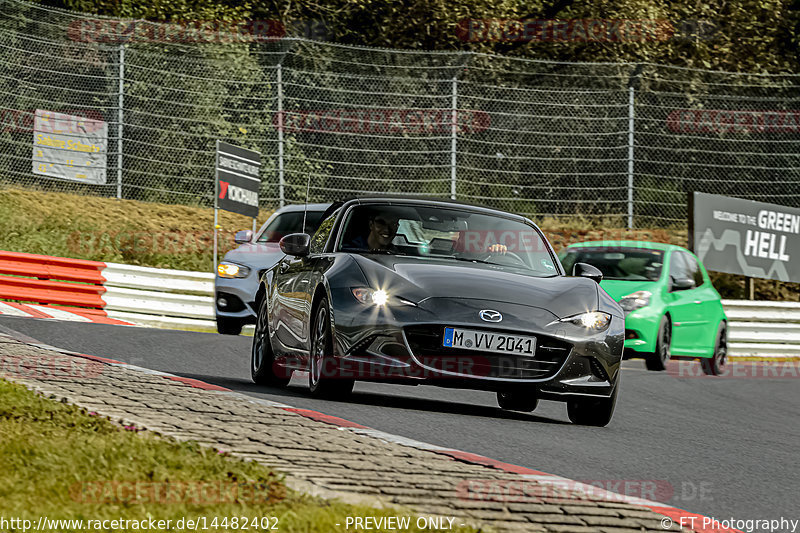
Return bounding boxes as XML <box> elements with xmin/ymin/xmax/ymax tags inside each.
<box><xmin>0</xmin><ymin>186</ymin><xmax>797</xmax><ymax>300</ymax></box>
<box><xmin>0</xmin><ymin>378</ymin><xmax>476</xmax><ymax>532</ymax></box>
<box><xmin>0</xmin><ymin>187</ymin><xmax>271</xmax><ymax>272</ymax></box>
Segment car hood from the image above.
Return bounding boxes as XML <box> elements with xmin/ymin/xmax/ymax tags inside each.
<box><xmin>598</xmin><ymin>279</ymin><xmax>659</xmax><ymax>302</ymax></box>
<box><xmin>223</xmin><ymin>242</ymin><xmax>284</xmax><ymax>268</ymax></box>
<box><xmin>351</xmin><ymin>254</ymin><xmax>599</xmax><ymax>319</ymax></box>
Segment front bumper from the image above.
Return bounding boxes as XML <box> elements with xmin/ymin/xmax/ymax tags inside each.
<box><xmin>325</xmin><ymin>292</ymin><xmax>625</xmax><ymax>400</ymax></box>
<box><xmin>214</xmin><ymin>274</ymin><xmax>259</xmax><ymax>322</ymax></box>
<box><xmin>621</xmin><ymin>305</ymin><xmax>662</xmax><ymax>354</ymax></box>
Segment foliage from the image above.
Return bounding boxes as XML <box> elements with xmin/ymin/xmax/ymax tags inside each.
<box><xmin>48</xmin><ymin>0</ymin><xmax>800</xmax><ymax>73</ymax></box>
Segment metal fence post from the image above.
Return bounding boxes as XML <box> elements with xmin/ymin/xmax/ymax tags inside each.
<box><xmin>277</xmin><ymin>63</ymin><xmax>285</xmax><ymax>208</ymax></box>
<box><xmin>450</xmin><ymin>77</ymin><xmax>457</xmax><ymax>200</ymax></box>
<box><xmin>117</xmin><ymin>44</ymin><xmax>125</xmax><ymax>200</ymax></box>
<box><xmin>627</xmin><ymin>85</ymin><xmax>635</xmax><ymax>229</ymax></box>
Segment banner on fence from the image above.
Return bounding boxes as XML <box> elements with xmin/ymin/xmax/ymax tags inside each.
<box><xmin>32</xmin><ymin>109</ymin><xmax>108</xmax><ymax>184</ymax></box>
<box><xmin>692</xmin><ymin>192</ymin><xmax>800</xmax><ymax>282</ymax></box>
<box><xmin>215</xmin><ymin>141</ymin><xmax>261</xmax><ymax>218</ymax></box>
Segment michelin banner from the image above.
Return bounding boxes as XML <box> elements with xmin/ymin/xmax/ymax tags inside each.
<box><xmin>693</xmin><ymin>192</ymin><xmax>800</xmax><ymax>282</ymax></box>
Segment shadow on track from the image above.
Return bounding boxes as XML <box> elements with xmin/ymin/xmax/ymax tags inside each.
<box><xmin>167</xmin><ymin>371</ymin><xmax>568</xmax><ymax>426</ymax></box>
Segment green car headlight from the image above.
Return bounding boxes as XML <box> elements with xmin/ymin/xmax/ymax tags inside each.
<box><xmin>619</xmin><ymin>290</ymin><xmax>652</xmax><ymax>313</ymax></box>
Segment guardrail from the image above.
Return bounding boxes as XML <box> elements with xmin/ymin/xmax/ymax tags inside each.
<box><xmin>722</xmin><ymin>300</ymin><xmax>800</xmax><ymax>357</ymax></box>
<box><xmin>101</xmin><ymin>263</ymin><xmax>215</xmax><ymax>330</ymax></box>
<box><xmin>0</xmin><ymin>251</ymin><xmax>798</xmax><ymax>356</ymax></box>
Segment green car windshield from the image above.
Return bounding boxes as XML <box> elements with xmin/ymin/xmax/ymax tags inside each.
<box><xmin>561</xmin><ymin>247</ymin><xmax>665</xmax><ymax>281</ymax></box>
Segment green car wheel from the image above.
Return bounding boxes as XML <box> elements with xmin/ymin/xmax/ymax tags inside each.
<box><xmin>645</xmin><ymin>316</ymin><xmax>671</xmax><ymax>371</ymax></box>
<box><xmin>702</xmin><ymin>323</ymin><xmax>728</xmax><ymax>376</ymax></box>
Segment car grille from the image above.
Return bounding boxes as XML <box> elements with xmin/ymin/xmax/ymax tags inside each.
<box><xmin>404</xmin><ymin>325</ymin><xmax>572</xmax><ymax>380</ymax></box>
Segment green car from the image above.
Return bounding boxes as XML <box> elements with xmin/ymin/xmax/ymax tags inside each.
<box><xmin>559</xmin><ymin>241</ymin><xmax>728</xmax><ymax>374</ymax></box>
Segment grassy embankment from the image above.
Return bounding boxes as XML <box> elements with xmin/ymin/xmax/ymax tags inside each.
<box><xmin>0</xmin><ymin>378</ymin><xmax>475</xmax><ymax>532</ymax></box>
<box><xmin>0</xmin><ymin>187</ymin><xmax>796</xmax><ymax>300</ymax></box>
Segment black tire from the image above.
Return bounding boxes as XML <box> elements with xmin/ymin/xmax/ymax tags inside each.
<box><xmin>645</xmin><ymin>316</ymin><xmax>671</xmax><ymax>371</ymax></box>
<box><xmin>251</xmin><ymin>298</ymin><xmax>291</xmax><ymax>387</ymax></box>
<box><xmin>216</xmin><ymin>316</ymin><xmax>243</xmax><ymax>335</ymax></box>
<box><xmin>309</xmin><ymin>297</ymin><xmax>354</xmax><ymax>398</ymax></box>
<box><xmin>567</xmin><ymin>383</ymin><xmax>619</xmax><ymax>427</ymax></box>
<box><xmin>701</xmin><ymin>323</ymin><xmax>728</xmax><ymax>376</ymax></box>
<box><xmin>497</xmin><ymin>390</ymin><xmax>538</xmax><ymax>412</ymax></box>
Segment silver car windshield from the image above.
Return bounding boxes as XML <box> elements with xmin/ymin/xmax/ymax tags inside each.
<box><xmin>337</xmin><ymin>205</ymin><xmax>558</xmax><ymax>276</ymax></box>
<box><xmin>257</xmin><ymin>211</ymin><xmax>326</xmax><ymax>243</ymax></box>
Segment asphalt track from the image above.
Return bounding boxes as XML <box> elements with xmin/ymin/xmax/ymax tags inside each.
<box><xmin>2</xmin><ymin>315</ymin><xmax>797</xmax><ymax>527</ymax></box>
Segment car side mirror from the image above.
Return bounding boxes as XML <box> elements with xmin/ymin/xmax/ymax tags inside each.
<box><xmin>279</xmin><ymin>233</ymin><xmax>311</xmax><ymax>257</ymax></box>
<box><xmin>234</xmin><ymin>230</ymin><xmax>253</xmax><ymax>244</ymax></box>
<box><xmin>572</xmin><ymin>262</ymin><xmax>603</xmax><ymax>283</ymax></box>
<box><xmin>671</xmin><ymin>276</ymin><xmax>694</xmax><ymax>291</ymax></box>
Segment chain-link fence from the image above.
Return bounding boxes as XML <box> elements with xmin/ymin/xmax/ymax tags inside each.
<box><xmin>1</xmin><ymin>0</ymin><xmax>800</xmax><ymax>227</ymax></box>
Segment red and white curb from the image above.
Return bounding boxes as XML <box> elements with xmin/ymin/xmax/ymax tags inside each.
<box><xmin>0</xmin><ymin>330</ymin><xmax>741</xmax><ymax>533</ymax></box>
<box><xmin>0</xmin><ymin>302</ymin><xmax>133</xmax><ymax>326</ymax></box>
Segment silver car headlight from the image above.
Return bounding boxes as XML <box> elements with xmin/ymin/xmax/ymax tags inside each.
<box><xmin>217</xmin><ymin>261</ymin><xmax>251</xmax><ymax>279</ymax></box>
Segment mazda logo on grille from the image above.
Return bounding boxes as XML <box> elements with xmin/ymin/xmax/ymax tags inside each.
<box><xmin>479</xmin><ymin>309</ymin><xmax>502</xmax><ymax>322</ymax></box>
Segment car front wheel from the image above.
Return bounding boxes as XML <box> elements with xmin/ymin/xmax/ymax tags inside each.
<box><xmin>251</xmin><ymin>298</ymin><xmax>291</xmax><ymax>387</ymax></box>
<box><xmin>645</xmin><ymin>316</ymin><xmax>671</xmax><ymax>371</ymax></box>
<box><xmin>216</xmin><ymin>316</ymin><xmax>243</xmax><ymax>335</ymax></box>
<box><xmin>567</xmin><ymin>384</ymin><xmax>618</xmax><ymax>427</ymax></box>
<box><xmin>309</xmin><ymin>298</ymin><xmax>354</xmax><ymax>398</ymax></box>
<box><xmin>701</xmin><ymin>323</ymin><xmax>728</xmax><ymax>376</ymax></box>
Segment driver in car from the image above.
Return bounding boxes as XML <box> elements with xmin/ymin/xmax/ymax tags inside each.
<box><xmin>351</xmin><ymin>208</ymin><xmax>508</xmax><ymax>255</ymax></box>
<box><xmin>349</xmin><ymin>211</ymin><xmax>401</xmax><ymax>251</ymax></box>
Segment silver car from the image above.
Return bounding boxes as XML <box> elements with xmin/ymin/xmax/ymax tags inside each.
<box><xmin>215</xmin><ymin>203</ymin><xmax>331</xmax><ymax>334</ymax></box>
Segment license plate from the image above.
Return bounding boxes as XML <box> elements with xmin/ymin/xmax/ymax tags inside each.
<box><xmin>442</xmin><ymin>327</ymin><xmax>536</xmax><ymax>356</ymax></box>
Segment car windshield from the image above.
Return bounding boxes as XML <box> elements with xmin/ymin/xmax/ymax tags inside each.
<box><xmin>336</xmin><ymin>204</ymin><xmax>559</xmax><ymax>276</ymax></box>
<box><xmin>257</xmin><ymin>210</ymin><xmax>326</xmax><ymax>243</ymax></box>
<box><xmin>560</xmin><ymin>247</ymin><xmax>664</xmax><ymax>281</ymax></box>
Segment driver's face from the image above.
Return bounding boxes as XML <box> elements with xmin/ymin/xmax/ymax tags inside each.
<box><xmin>369</xmin><ymin>215</ymin><xmax>400</xmax><ymax>247</ymax></box>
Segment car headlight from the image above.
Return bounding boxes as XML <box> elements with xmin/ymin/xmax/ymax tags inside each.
<box><xmin>560</xmin><ymin>311</ymin><xmax>611</xmax><ymax>331</ymax></box>
<box><xmin>619</xmin><ymin>291</ymin><xmax>651</xmax><ymax>313</ymax></box>
<box><xmin>217</xmin><ymin>262</ymin><xmax>251</xmax><ymax>279</ymax></box>
<box><xmin>352</xmin><ymin>288</ymin><xmax>389</xmax><ymax>306</ymax></box>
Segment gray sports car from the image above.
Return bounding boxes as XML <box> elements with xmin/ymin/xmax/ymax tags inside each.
<box><xmin>215</xmin><ymin>203</ymin><xmax>331</xmax><ymax>334</ymax></box>
<box><xmin>250</xmin><ymin>197</ymin><xmax>624</xmax><ymax>426</ymax></box>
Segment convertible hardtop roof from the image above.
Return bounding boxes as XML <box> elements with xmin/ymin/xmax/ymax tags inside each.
<box><xmin>278</xmin><ymin>202</ymin><xmax>332</xmax><ymax>212</ymax></box>
<box><xmin>336</xmin><ymin>195</ymin><xmax>530</xmax><ymax>222</ymax></box>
